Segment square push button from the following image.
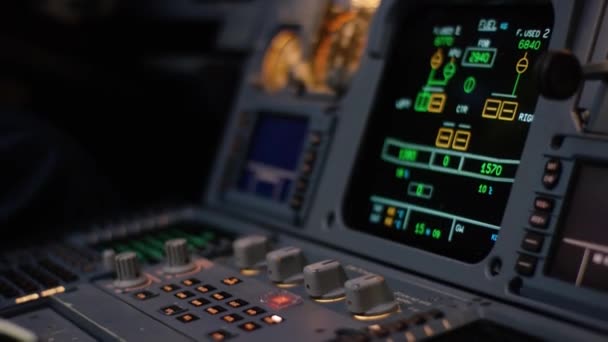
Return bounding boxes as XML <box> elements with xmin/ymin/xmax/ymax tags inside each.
<box><xmin>182</xmin><ymin>278</ymin><xmax>201</xmax><ymax>286</ymax></box>
<box><xmin>522</xmin><ymin>232</ymin><xmax>545</xmax><ymax>253</ymax></box>
<box><xmin>189</xmin><ymin>298</ymin><xmax>210</xmax><ymax>307</ymax></box>
<box><xmin>545</xmin><ymin>159</ymin><xmax>562</xmax><ymax>173</ymax></box>
<box><xmin>534</xmin><ymin>197</ymin><xmax>555</xmax><ymax>212</ymax></box>
<box><xmin>176</xmin><ymin>313</ymin><xmax>199</xmax><ymax>323</ymax></box>
<box><xmin>212</xmin><ymin>291</ymin><xmax>232</xmax><ymax>301</ymax></box>
<box><xmin>239</xmin><ymin>322</ymin><xmax>261</xmax><ymax>332</ymax></box>
<box><xmin>160</xmin><ymin>305</ymin><xmax>185</xmax><ymax>316</ymax></box>
<box><xmin>205</xmin><ymin>306</ymin><xmax>227</xmax><ymax>316</ymax></box>
<box><xmin>227</xmin><ymin>299</ymin><xmax>248</xmax><ymax>308</ymax></box>
<box><xmin>208</xmin><ymin>329</ymin><xmax>233</xmax><ymax>341</ymax></box>
<box><xmin>529</xmin><ymin>212</ymin><xmax>550</xmax><ymax>229</ymax></box>
<box><xmin>161</xmin><ymin>284</ymin><xmax>180</xmax><ymax>292</ymax></box>
<box><xmin>133</xmin><ymin>291</ymin><xmax>157</xmax><ymax>301</ymax></box>
<box><xmin>262</xmin><ymin>314</ymin><xmax>285</xmax><ymax>325</ymax></box>
<box><xmin>196</xmin><ymin>285</ymin><xmax>216</xmax><ymax>294</ymax></box>
<box><xmin>221</xmin><ymin>314</ymin><xmax>244</xmax><ymax>323</ymax></box>
<box><xmin>244</xmin><ymin>307</ymin><xmax>266</xmax><ymax>316</ymax></box>
<box><xmin>175</xmin><ymin>291</ymin><xmax>195</xmax><ymax>300</ymax></box>
<box><xmin>515</xmin><ymin>254</ymin><xmax>538</xmax><ymax>277</ymax></box>
<box><xmin>222</xmin><ymin>277</ymin><xmax>242</xmax><ymax>286</ymax></box>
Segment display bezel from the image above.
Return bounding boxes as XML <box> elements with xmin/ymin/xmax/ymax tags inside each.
<box><xmin>342</xmin><ymin>0</ymin><xmax>555</xmax><ymax>263</ymax></box>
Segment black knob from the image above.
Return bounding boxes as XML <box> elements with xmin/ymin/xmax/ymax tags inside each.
<box><xmin>536</xmin><ymin>50</ymin><xmax>582</xmax><ymax>100</ymax></box>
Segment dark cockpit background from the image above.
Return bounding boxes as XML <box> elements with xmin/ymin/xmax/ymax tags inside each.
<box><xmin>0</xmin><ymin>1</ymin><xmax>243</xmax><ymax>238</ymax></box>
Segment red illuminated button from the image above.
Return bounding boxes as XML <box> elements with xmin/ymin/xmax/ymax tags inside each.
<box><xmin>261</xmin><ymin>290</ymin><xmax>302</xmax><ymax>310</ymax></box>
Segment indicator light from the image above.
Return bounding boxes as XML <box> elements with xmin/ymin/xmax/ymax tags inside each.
<box><xmin>260</xmin><ymin>290</ymin><xmax>303</xmax><ymax>310</ymax></box>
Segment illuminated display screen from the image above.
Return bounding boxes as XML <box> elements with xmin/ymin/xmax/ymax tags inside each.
<box><xmin>343</xmin><ymin>4</ymin><xmax>554</xmax><ymax>262</ymax></box>
<box><xmin>548</xmin><ymin>164</ymin><xmax>608</xmax><ymax>292</ymax></box>
<box><xmin>237</xmin><ymin>114</ymin><xmax>308</xmax><ymax>203</ymax></box>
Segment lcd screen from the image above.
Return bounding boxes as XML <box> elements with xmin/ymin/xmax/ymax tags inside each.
<box><xmin>343</xmin><ymin>3</ymin><xmax>554</xmax><ymax>262</ymax></box>
<box><xmin>236</xmin><ymin>114</ymin><xmax>309</xmax><ymax>203</ymax></box>
<box><xmin>548</xmin><ymin>163</ymin><xmax>608</xmax><ymax>292</ymax></box>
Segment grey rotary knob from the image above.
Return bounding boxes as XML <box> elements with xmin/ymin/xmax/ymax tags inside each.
<box><xmin>102</xmin><ymin>249</ymin><xmax>116</xmax><ymax>271</ymax></box>
<box><xmin>345</xmin><ymin>274</ymin><xmax>398</xmax><ymax>316</ymax></box>
<box><xmin>233</xmin><ymin>235</ymin><xmax>269</xmax><ymax>269</ymax></box>
<box><xmin>113</xmin><ymin>252</ymin><xmax>147</xmax><ymax>288</ymax></box>
<box><xmin>164</xmin><ymin>238</ymin><xmax>195</xmax><ymax>274</ymax></box>
<box><xmin>304</xmin><ymin>260</ymin><xmax>347</xmax><ymax>299</ymax></box>
<box><xmin>266</xmin><ymin>247</ymin><xmax>306</xmax><ymax>283</ymax></box>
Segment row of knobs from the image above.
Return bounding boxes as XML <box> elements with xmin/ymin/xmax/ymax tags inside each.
<box><xmin>234</xmin><ymin>235</ymin><xmax>398</xmax><ymax>316</ymax></box>
<box><xmin>107</xmin><ymin>238</ymin><xmax>195</xmax><ymax>289</ymax></box>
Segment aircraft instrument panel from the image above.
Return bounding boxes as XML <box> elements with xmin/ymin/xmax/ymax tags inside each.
<box><xmin>2</xmin><ymin>0</ymin><xmax>608</xmax><ymax>341</ymax></box>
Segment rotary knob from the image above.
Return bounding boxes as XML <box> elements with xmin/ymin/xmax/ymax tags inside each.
<box><xmin>102</xmin><ymin>249</ymin><xmax>116</xmax><ymax>271</ymax></box>
<box><xmin>304</xmin><ymin>259</ymin><xmax>347</xmax><ymax>299</ymax></box>
<box><xmin>345</xmin><ymin>274</ymin><xmax>398</xmax><ymax>316</ymax></box>
<box><xmin>266</xmin><ymin>247</ymin><xmax>306</xmax><ymax>283</ymax></box>
<box><xmin>164</xmin><ymin>238</ymin><xmax>195</xmax><ymax>274</ymax></box>
<box><xmin>113</xmin><ymin>252</ymin><xmax>147</xmax><ymax>288</ymax></box>
<box><xmin>233</xmin><ymin>235</ymin><xmax>269</xmax><ymax>269</ymax></box>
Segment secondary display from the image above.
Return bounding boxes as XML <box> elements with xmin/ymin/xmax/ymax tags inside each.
<box><xmin>548</xmin><ymin>163</ymin><xmax>608</xmax><ymax>292</ymax></box>
<box><xmin>343</xmin><ymin>3</ymin><xmax>553</xmax><ymax>262</ymax></box>
<box><xmin>236</xmin><ymin>114</ymin><xmax>309</xmax><ymax>203</ymax></box>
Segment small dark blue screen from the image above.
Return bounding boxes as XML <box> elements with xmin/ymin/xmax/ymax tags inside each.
<box><xmin>237</xmin><ymin>114</ymin><xmax>309</xmax><ymax>202</ymax></box>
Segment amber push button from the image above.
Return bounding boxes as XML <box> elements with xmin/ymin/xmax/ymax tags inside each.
<box><xmin>205</xmin><ymin>306</ymin><xmax>227</xmax><ymax>316</ymax></box>
<box><xmin>196</xmin><ymin>285</ymin><xmax>216</xmax><ymax>294</ymax></box>
<box><xmin>262</xmin><ymin>314</ymin><xmax>285</xmax><ymax>325</ymax></box>
<box><xmin>244</xmin><ymin>307</ymin><xmax>266</xmax><ymax>316</ymax></box>
<box><xmin>222</xmin><ymin>277</ymin><xmax>242</xmax><ymax>286</ymax></box>
<box><xmin>181</xmin><ymin>278</ymin><xmax>201</xmax><ymax>286</ymax></box>
<box><xmin>212</xmin><ymin>291</ymin><xmax>233</xmax><ymax>301</ymax></box>
<box><xmin>160</xmin><ymin>305</ymin><xmax>185</xmax><ymax>316</ymax></box>
<box><xmin>221</xmin><ymin>314</ymin><xmax>244</xmax><ymax>323</ymax></box>
<box><xmin>174</xmin><ymin>291</ymin><xmax>195</xmax><ymax>299</ymax></box>
<box><xmin>161</xmin><ymin>284</ymin><xmax>180</xmax><ymax>292</ymax></box>
<box><xmin>133</xmin><ymin>291</ymin><xmax>157</xmax><ymax>301</ymax></box>
<box><xmin>189</xmin><ymin>298</ymin><xmax>210</xmax><ymax>307</ymax></box>
<box><xmin>227</xmin><ymin>299</ymin><xmax>248</xmax><ymax>308</ymax></box>
<box><xmin>239</xmin><ymin>322</ymin><xmax>261</xmax><ymax>332</ymax></box>
<box><xmin>208</xmin><ymin>330</ymin><xmax>233</xmax><ymax>341</ymax></box>
<box><xmin>176</xmin><ymin>313</ymin><xmax>199</xmax><ymax>323</ymax></box>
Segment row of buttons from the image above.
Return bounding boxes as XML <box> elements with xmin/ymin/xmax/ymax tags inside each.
<box><xmin>134</xmin><ymin>277</ymin><xmax>243</xmax><ymax>301</ymax></box>
<box><xmin>290</xmin><ymin>132</ymin><xmax>322</xmax><ymax>210</ymax></box>
<box><xmin>207</xmin><ymin>316</ymin><xmax>284</xmax><ymax>341</ymax></box>
<box><xmin>516</xmin><ymin>159</ymin><xmax>561</xmax><ymax>276</ymax></box>
<box><xmin>329</xmin><ymin>309</ymin><xmax>445</xmax><ymax>341</ymax></box>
